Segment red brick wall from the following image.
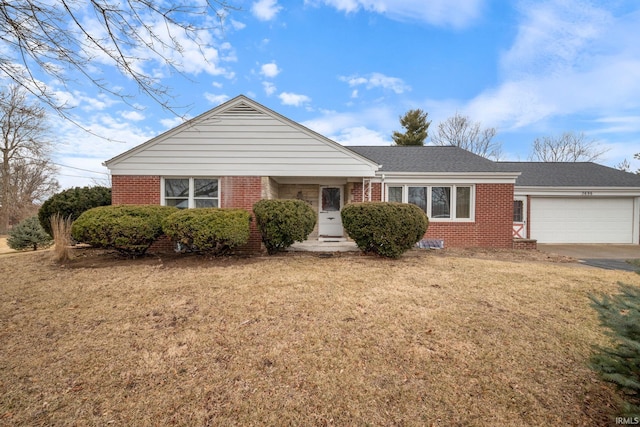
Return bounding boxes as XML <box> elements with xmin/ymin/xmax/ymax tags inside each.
<box><xmin>349</xmin><ymin>182</ymin><xmax>514</xmax><ymax>249</ymax></box>
<box><xmin>349</xmin><ymin>182</ymin><xmax>383</xmax><ymax>203</ymax></box>
<box><xmin>425</xmin><ymin>184</ymin><xmax>514</xmax><ymax>248</ymax></box>
<box><xmin>111</xmin><ymin>175</ymin><xmax>161</xmax><ymax>205</ymax></box>
<box><xmin>111</xmin><ymin>175</ymin><xmax>264</xmax><ymax>253</ymax></box>
<box><xmin>220</xmin><ymin>176</ymin><xmax>263</xmax><ymax>252</ymax></box>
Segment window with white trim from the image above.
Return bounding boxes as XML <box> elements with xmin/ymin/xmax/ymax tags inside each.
<box><xmin>386</xmin><ymin>185</ymin><xmax>474</xmax><ymax>221</ymax></box>
<box><xmin>163</xmin><ymin>178</ymin><xmax>219</xmax><ymax>209</ymax></box>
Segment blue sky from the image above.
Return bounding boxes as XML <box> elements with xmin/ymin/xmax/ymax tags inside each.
<box><xmin>37</xmin><ymin>0</ymin><xmax>640</xmax><ymax>188</ymax></box>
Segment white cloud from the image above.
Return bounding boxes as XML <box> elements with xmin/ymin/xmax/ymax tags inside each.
<box><xmin>252</xmin><ymin>0</ymin><xmax>283</xmax><ymax>21</ymax></box>
<box><xmin>260</xmin><ymin>62</ymin><xmax>281</xmax><ymax>78</ymax></box>
<box><xmin>462</xmin><ymin>1</ymin><xmax>640</xmax><ymax>132</ymax></box>
<box><xmin>230</xmin><ymin>19</ymin><xmax>246</xmax><ymax>30</ymax></box>
<box><xmin>262</xmin><ymin>81</ymin><xmax>277</xmax><ymax>96</ymax></box>
<box><xmin>340</xmin><ymin>72</ymin><xmax>410</xmax><ymax>94</ymax></box>
<box><xmin>302</xmin><ymin>105</ymin><xmax>396</xmax><ymax>145</ymax></box>
<box><xmin>120</xmin><ymin>110</ymin><xmax>145</xmax><ymax>121</ymax></box>
<box><xmin>50</xmin><ymin>112</ymin><xmax>157</xmax><ymax>188</ymax></box>
<box><xmin>205</xmin><ymin>93</ymin><xmax>231</xmax><ymax>105</ymax></box>
<box><xmin>306</xmin><ymin>0</ymin><xmax>484</xmax><ymax>28</ymax></box>
<box><xmin>160</xmin><ymin>116</ymin><xmax>186</xmax><ymax>129</ymax></box>
<box><xmin>279</xmin><ymin>92</ymin><xmax>311</xmax><ymax>106</ymax></box>
<box><xmin>332</xmin><ymin>126</ymin><xmax>389</xmax><ymax>145</ymax></box>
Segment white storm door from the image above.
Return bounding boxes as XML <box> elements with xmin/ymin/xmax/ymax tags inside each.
<box><xmin>513</xmin><ymin>196</ymin><xmax>527</xmax><ymax>238</ymax></box>
<box><xmin>318</xmin><ymin>186</ymin><xmax>344</xmax><ymax>237</ymax></box>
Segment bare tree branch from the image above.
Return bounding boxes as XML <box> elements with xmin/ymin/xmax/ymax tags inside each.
<box><xmin>0</xmin><ymin>0</ymin><xmax>237</xmax><ymax>120</ymax></box>
<box><xmin>0</xmin><ymin>84</ymin><xmax>58</xmax><ymax>232</ymax></box>
<box><xmin>431</xmin><ymin>112</ymin><xmax>502</xmax><ymax>160</ymax></box>
<box><xmin>529</xmin><ymin>131</ymin><xmax>607</xmax><ymax>162</ymax></box>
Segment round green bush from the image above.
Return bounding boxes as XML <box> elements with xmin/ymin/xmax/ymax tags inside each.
<box><xmin>162</xmin><ymin>208</ymin><xmax>251</xmax><ymax>255</ymax></box>
<box><xmin>253</xmin><ymin>199</ymin><xmax>316</xmax><ymax>255</ymax></box>
<box><xmin>7</xmin><ymin>216</ymin><xmax>53</xmax><ymax>251</ymax></box>
<box><xmin>71</xmin><ymin>205</ymin><xmax>177</xmax><ymax>257</ymax></box>
<box><xmin>341</xmin><ymin>202</ymin><xmax>429</xmax><ymax>258</ymax></box>
<box><xmin>38</xmin><ymin>186</ymin><xmax>111</xmax><ymax>236</ymax></box>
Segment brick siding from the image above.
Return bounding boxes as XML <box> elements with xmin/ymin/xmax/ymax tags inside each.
<box><xmin>111</xmin><ymin>175</ymin><xmax>161</xmax><ymax>205</ymax></box>
<box><xmin>111</xmin><ymin>175</ymin><xmax>264</xmax><ymax>253</ymax></box>
<box><xmin>350</xmin><ymin>182</ymin><xmax>514</xmax><ymax>249</ymax></box>
<box><xmin>114</xmin><ymin>176</ymin><xmax>516</xmax><ymax>252</ymax></box>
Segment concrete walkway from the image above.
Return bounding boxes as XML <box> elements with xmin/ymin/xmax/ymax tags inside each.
<box><xmin>537</xmin><ymin>244</ymin><xmax>640</xmax><ymax>259</ymax></box>
<box><xmin>538</xmin><ymin>244</ymin><xmax>640</xmax><ymax>272</ymax></box>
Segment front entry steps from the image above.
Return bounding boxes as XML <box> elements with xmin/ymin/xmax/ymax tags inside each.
<box><xmin>318</xmin><ymin>236</ymin><xmax>347</xmax><ymax>243</ymax></box>
<box><xmin>289</xmin><ymin>239</ymin><xmax>358</xmax><ymax>252</ymax></box>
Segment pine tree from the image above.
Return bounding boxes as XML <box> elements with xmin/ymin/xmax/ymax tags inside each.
<box><xmin>392</xmin><ymin>109</ymin><xmax>430</xmax><ymax>146</ymax></box>
<box><xmin>590</xmin><ymin>283</ymin><xmax>640</xmax><ymax>417</ymax></box>
<box><xmin>7</xmin><ymin>216</ymin><xmax>53</xmax><ymax>251</ymax></box>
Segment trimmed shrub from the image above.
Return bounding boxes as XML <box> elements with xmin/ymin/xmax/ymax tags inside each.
<box><xmin>71</xmin><ymin>205</ymin><xmax>176</xmax><ymax>257</ymax></box>
<box><xmin>39</xmin><ymin>186</ymin><xmax>111</xmax><ymax>236</ymax></box>
<box><xmin>7</xmin><ymin>216</ymin><xmax>53</xmax><ymax>251</ymax></box>
<box><xmin>162</xmin><ymin>208</ymin><xmax>251</xmax><ymax>255</ymax></box>
<box><xmin>341</xmin><ymin>202</ymin><xmax>429</xmax><ymax>258</ymax></box>
<box><xmin>253</xmin><ymin>199</ymin><xmax>316</xmax><ymax>255</ymax></box>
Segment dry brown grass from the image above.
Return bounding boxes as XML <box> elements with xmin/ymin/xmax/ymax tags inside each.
<box><xmin>0</xmin><ymin>235</ymin><xmax>14</xmax><ymax>255</ymax></box>
<box><xmin>0</xmin><ymin>248</ymin><xmax>638</xmax><ymax>426</ymax></box>
<box><xmin>49</xmin><ymin>214</ymin><xmax>73</xmax><ymax>263</ymax></box>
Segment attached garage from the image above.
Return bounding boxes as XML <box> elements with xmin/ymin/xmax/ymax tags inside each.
<box><xmin>498</xmin><ymin>161</ymin><xmax>640</xmax><ymax>245</ymax></box>
<box><xmin>530</xmin><ymin>197</ymin><xmax>635</xmax><ymax>244</ymax></box>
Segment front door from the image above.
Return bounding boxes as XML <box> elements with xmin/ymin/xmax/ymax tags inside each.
<box><xmin>513</xmin><ymin>196</ymin><xmax>527</xmax><ymax>238</ymax></box>
<box><xmin>318</xmin><ymin>186</ymin><xmax>344</xmax><ymax>237</ymax></box>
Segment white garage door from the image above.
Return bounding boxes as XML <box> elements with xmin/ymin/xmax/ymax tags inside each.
<box><xmin>530</xmin><ymin>197</ymin><xmax>634</xmax><ymax>244</ymax></box>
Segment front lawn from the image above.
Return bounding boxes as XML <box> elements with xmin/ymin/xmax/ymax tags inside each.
<box><xmin>0</xmin><ymin>249</ymin><xmax>637</xmax><ymax>425</ymax></box>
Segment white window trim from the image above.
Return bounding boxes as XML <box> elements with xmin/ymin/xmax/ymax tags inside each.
<box><xmin>385</xmin><ymin>184</ymin><xmax>475</xmax><ymax>222</ymax></box>
<box><xmin>161</xmin><ymin>177</ymin><xmax>220</xmax><ymax>209</ymax></box>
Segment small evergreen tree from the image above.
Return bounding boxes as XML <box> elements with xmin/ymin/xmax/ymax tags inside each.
<box><xmin>392</xmin><ymin>109</ymin><xmax>430</xmax><ymax>146</ymax></box>
<box><xmin>7</xmin><ymin>216</ymin><xmax>53</xmax><ymax>251</ymax></box>
<box><xmin>590</xmin><ymin>283</ymin><xmax>640</xmax><ymax>417</ymax></box>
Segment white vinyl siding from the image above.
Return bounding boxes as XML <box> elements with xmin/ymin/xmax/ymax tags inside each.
<box><xmin>530</xmin><ymin>197</ymin><xmax>634</xmax><ymax>243</ymax></box>
<box><xmin>108</xmin><ymin>102</ymin><xmax>378</xmax><ymax>177</ymax></box>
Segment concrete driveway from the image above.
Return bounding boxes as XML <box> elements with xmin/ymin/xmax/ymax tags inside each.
<box><xmin>538</xmin><ymin>244</ymin><xmax>640</xmax><ymax>271</ymax></box>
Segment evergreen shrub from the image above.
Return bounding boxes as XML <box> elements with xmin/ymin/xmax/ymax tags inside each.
<box><xmin>162</xmin><ymin>208</ymin><xmax>251</xmax><ymax>255</ymax></box>
<box><xmin>71</xmin><ymin>205</ymin><xmax>176</xmax><ymax>257</ymax></box>
<box><xmin>341</xmin><ymin>202</ymin><xmax>429</xmax><ymax>258</ymax></box>
<box><xmin>253</xmin><ymin>199</ymin><xmax>316</xmax><ymax>255</ymax></box>
<box><xmin>7</xmin><ymin>216</ymin><xmax>53</xmax><ymax>251</ymax></box>
<box><xmin>590</xmin><ymin>283</ymin><xmax>640</xmax><ymax>417</ymax></box>
<box><xmin>38</xmin><ymin>186</ymin><xmax>111</xmax><ymax>236</ymax></box>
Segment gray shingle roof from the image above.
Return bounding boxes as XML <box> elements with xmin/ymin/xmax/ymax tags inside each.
<box><xmin>345</xmin><ymin>146</ymin><xmax>640</xmax><ymax>188</ymax></box>
<box><xmin>497</xmin><ymin>162</ymin><xmax>640</xmax><ymax>187</ymax></box>
<box><xmin>347</xmin><ymin>146</ymin><xmax>511</xmax><ymax>173</ymax></box>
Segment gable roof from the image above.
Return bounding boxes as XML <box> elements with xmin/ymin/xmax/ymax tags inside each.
<box><xmin>104</xmin><ymin>95</ymin><xmax>379</xmax><ymax>177</ymax></box>
<box><xmin>348</xmin><ymin>146</ymin><xmax>517</xmax><ymax>173</ymax></box>
<box><xmin>497</xmin><ymin>162</ymin><xmax>640</xmax><ymax>187</ymax></box>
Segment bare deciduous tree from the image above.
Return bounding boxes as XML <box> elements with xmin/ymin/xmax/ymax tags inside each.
<box><xmin>431</xmin><ymin>112</ymin><xmax>501</xmax><ymax>160</ymax></box>
<box><xmin>0</xmin><ymin>85</ymin><xmax>58</xmax><ymax>232</ymax></box>
<box><xmin>529</xmin><ymin>131</ymin><xmax>607</xmax><ymax>162</ymax></box>
<box><xmin>0</xmin><ymin>0</ymin><xmax>235</xmax><ymax>116</ymax></box>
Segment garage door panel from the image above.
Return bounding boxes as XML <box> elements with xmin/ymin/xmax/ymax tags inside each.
<box><xmin>530</xmin><ymin>198</ymin><xmax>633</xmax><ymax>244</ymax></box>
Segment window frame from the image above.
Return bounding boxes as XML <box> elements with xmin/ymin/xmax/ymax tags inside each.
<box><xmin>385</xmin><ymin>184</ymin><xmax>475</xmax><ymax>222</ymax></box>
<box><xmin>161</xmin><ymin>177</ymin><xmax>219</xmax><ymax>209</ymax></box>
